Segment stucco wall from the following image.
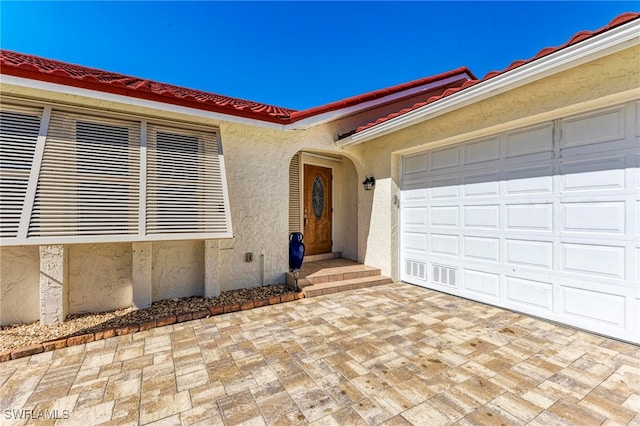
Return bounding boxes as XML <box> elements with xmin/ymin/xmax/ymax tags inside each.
<box><xmin>68</xmin><ymin>243</ymin><xmax>132</xmax><ymax>314</ymax></box>
<box><xmin>152</xmin><ymin>240</ymin><xmax>204</xmax><ymax>300</ymax></box>
<box><xmin>0</xmin><ymin>246</ymin><xmax>39</xmax><ymax>324</ymax></box>
<box><xmin>217</xmin><ymin>124</ymin><xmax>293</xmax><ymax>291</ymax></box>
<box><xmin>211</xmin><ymin>123</ymin><xmax>363</xmax><ymax>291</ymax></box>
<box><xmin>346</xmin><ymin>47</ymin><xmax>640</xmax><ymax>278</ymax></box>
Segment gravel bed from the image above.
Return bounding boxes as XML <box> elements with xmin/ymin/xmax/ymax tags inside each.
<box><xmin>0</xmin><ymin>284</ymin><xmax>295</xmax><ymax>352</ymax></box>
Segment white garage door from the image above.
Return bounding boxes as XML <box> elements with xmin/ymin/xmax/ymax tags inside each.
<box><xmin>400</xmin><ymin>102</ymin><xmax>639</xmax><ymax>343</ymax></box>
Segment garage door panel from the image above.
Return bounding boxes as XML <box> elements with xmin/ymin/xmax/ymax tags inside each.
<box><xmin>431</xmin><ymin>146</ymin><xmax>459</xmax><ymax>171</ymax></box>
<box><xmin>506</xmin><ymin>276</ymin><xmax>553</xmax><ymax>311</ymax></box>
<box><xmin>506</xmin><ymin>204</ymin><xmax>553</xmax><ymax>231</ymax></box>
<box><xmin>562</xmin><ymin>202</ymin><xmax>625</xmax><ymax>234</ymax></box>
<box><xmin>403</xmin><ymin>232</ymin><xmax>427</xmax><ymax>253</ymax></box>
<box><xmin>403</xmin><ymin>206</ymin><xmax>427</xmax><ymax>226</ymax></box>
<box><xmin>464</xmin><ymin>205</ymin><xmax>499</xmax><ymax>229</ymax></box>
<box><xmin>431</xmin><ymin>206</ymin><xmax>459</xmax><ymax>227</ymax></box>
<box><xmin>506</xmin><ymin>239</ymin><xmax>553</xmax><ymax>269</ymax></box>
<box><xmin>505</xmin><ymin>166</ymin><xmax>553</xmax><ymax>195</ymax></box>
<box><xmin>561</xmin><ymin>156</ymin><xmax>626</xmax><ymax>192</ymax></box>
<box><xmin>400</xmin><ymin>102</ymin><xmax>639</xmax><ymax>343</ymax></box>
<box><xmin>562</xmin><ymin>243</ymin><xmax>625</xmax><ymax>280</ymax></box>
<box><xmin>402</xmin><ymin>190</ymin><xmax>428</xmax><ymax>206</ymax></box>
<box><xmin>403</xmin><ymin>152</ymin><xmax>428</xmax><ymax>174</ymax></box>
<box><xmin>563</xmin><ymin>140</ymin><xmax>636</xmax><ymax>160</ymax></box>
<box><xmin>463</xmin><ymin>236</ymin><xmax>499</xmax><ymax>262</ymax></box>
<box><xmin>562</xmin><ymin>107</ymin><xmax>625</xmax><ymax>149</ymax></box>
<box><xmin>505</xmin><ymin>125</ymin><xmax>553</xmax><ymax>159</ymax></box>
<box><xmin>402</xmin><ymin>175</ymin><xmax>427</xmax><ymax>191</ymax></box>
<box><xmin>431</xmin><ymin>234</ymin><xmax>459</xmax><ymax>256</ymax></box>
<box><xmin>463</xmin><ymin>137</ymin><xmax>500</xmax><ymax>165</ymax></box>
<box><xmin>463</xmin><ymin>172</ymin><xmax>500</xmax><ymax>197</ymax></box>
<box><xmin>430</xmin><ymin>177</ymin><xmax>459</xmax><ymax>199</ymax></box>
<box><xmin>463</xmin><ymin>269</ymin><xmax>500</xmax><ymax>298</ymax></box>
<box><xmin>561</xmin><ymin>286</ymin><xmax>626</xmax><ymax>328</ymax></box>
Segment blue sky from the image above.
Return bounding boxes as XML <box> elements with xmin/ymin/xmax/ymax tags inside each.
<box><xmin>1</xmin><ymin>1</ymin><xmax>637</xmax><ymax>110</ymax></box>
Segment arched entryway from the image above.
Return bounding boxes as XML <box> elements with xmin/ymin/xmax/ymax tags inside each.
<box><xmin>288</xmin><ymin>151</ymin><xmax>359</xmax><ymax>260</ymax></box>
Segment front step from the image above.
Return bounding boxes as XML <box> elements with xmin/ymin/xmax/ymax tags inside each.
<box><xmin>302</xmin><ymin>275</ymin><xmax>393</xmax><ymax>297</ymax></box>
<box><xmin>303</xmin><ymin>252</ymin><xmax>342</xmax><ymax>263</ymax></box>
<box><xmin>285</xmin><ymin>258</ymin><xmax>393</xmax><ymax>297</ymax></box>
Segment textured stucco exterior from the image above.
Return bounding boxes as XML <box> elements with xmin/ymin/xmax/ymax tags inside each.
<box><xmin>152</xmin><ymin>241</ymin><xmax>204</xmax><ymax>301</ymax></box>
<box><xmin>0</xmin><ymin>246</ymin><xmax>39</xmax><ymax>324</ymax></box>
<box><xmin>39</xmin><ymin>245</ymin><xmax>68</xmax><ymax>324</ymax></box>
<box><xmin>68</xmin><ymin>243</ymin><xmax>132</xmax><ymax>314</ymax></box>
<box><xmin>0</xmin><ymin>45</ymin><xmax>637</xmax><ymax>324</ymax></box>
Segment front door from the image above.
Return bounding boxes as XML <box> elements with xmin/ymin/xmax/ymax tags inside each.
<box><xmin>303</xmin><ymin>164</ymin><xmax>332</xmax><ymax>255</ymax></box>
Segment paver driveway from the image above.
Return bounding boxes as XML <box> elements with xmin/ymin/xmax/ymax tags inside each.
<box><xmin>1</xmin><ymin>282</ymin><xmax>639</xmax><ymax>425</ymax></box>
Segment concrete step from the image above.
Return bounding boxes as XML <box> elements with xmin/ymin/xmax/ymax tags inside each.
<box><xmin>286</xmin><ymin>257</ymin><xmax>391</xmax><ymax>297</ymax></box>
<box><xmin>302</xmin><ymin>275</ymin><xmax>393</xmax><ymax>298</ymax></box>
<box><xmin>285</xmin><ymin>263</ymin><xmax>381</xmax><ymax>288</ymax></box>
<box><xmin>303</xmin><ymin>252</ymin><xmax>342</xmax><ymax>263</ymax></box>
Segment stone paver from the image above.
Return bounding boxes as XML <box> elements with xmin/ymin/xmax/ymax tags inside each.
<box><xmin>1</xmin><ymin>282</ymin><xmax>639</xmax><ymax>425</ymax></box>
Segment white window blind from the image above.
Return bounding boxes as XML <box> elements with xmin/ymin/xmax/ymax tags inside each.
<box><xmin>28</xmin><ymin>111</ymin><xmax>141</xmax><ymax>237</ymax></box>
<box><xmin>0</xmin><ymin>106</ymin><xmax>42</xmax><ymax>238</ymax></box>
<box><xmin>289</xmin><ymin>152</ymin><xmax>301</xmax><ymax>233</ymax></box>
<box><xmin>0</xmin><ymin>103</ymin><xmax>232</xmax><ymax>245</ymax></box>
<box><xmin>146</xmin><ymin>124</ymin><xmax>230</xmax><ymax>235</ymax></box>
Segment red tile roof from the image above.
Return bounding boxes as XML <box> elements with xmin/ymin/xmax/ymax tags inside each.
<box><xmin>289</xmin><ymin>66</ymin><xmax>475</xmax><ymax>122</ymax></box>
<box><xmin>343</xmin><ymin>11</ymin><xmax>640</xmax><ymax>137</ymax></box>
<box><xmin>0</xmin><ymin>50</ymin><xmax>296</xmax><ymax>123</ymax></box>
<box><xmin>0</xmin><ymin>50</ymin><xmax>471</xmax><ymax>125</ymax></box>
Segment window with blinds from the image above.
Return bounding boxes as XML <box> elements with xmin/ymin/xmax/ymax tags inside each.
<box><xmin>29</xmin><ymin>112</ymin><xmax>141</xmax><ymax>237</ymax></box>
<box><xmin>147</xmin><ymin>125</ymin><xmax>229</xmax><ymax>234</ymax></box>
<box><xmin>0</xmin><ymin>103</ymin><xmax>233</xmax><ymax>244</ymax></box>
<box><xmin>0</xmin><ymin>106</ymin><xmax>42</xmax><ymax>238</ymax></box>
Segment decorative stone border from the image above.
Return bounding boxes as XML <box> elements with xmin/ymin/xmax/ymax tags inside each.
<box><xmin>0</xmin><ymin>291</ymin><xmax>305</xmax><ymax>363</ymax></box>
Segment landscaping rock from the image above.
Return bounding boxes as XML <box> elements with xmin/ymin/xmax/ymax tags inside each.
<box><xmin>1</xmin><ymin>284</ymin><xmax>298</xmax><ymax>355</ymax></box>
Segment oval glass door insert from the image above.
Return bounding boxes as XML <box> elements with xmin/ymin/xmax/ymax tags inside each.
<box><xmin>312</xmin><ymin>176</ymin><xmax>324</xmax><ymax>219</ymax></box>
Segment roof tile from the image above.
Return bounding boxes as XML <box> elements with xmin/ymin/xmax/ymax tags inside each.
<box><xmin>289</xmin><ymin>66</ymin><xmax>475</xmax><ymax>121</ymax></box>
<box><xmin>0</xmin><ymin>49</ymin><xmax>296</xmax><ymax>123</ymax></box>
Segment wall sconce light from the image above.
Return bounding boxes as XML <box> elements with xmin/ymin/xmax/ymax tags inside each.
<box><xmin>362</xmin><ymin>176</ymin><xmax>376</xmax><ymax>190</ymax></box>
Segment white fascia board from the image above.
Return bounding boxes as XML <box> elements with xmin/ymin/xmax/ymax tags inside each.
<box><xmin>0</xmin><ymin>75</ymin><xmax>287</xmax><ymax>130</ymax></box>
<box><xmin>286</xmin><ymin>72</ymin><xmax>475</xmax><ymax>129</ymax></box>
<box><xmin>337</xmin><ymin>19</ymin><xmax>640</xmax><ymax>147</ymax></box>
<box><xmin>0</xmin><ymin>71</ymin><xmax>474</xmax><ymax>132</ymax></box>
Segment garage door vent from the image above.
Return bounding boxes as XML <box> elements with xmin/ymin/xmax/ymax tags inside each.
<box><xmin>405</xmin><ymin>260</ymin><xmax>426</xmax><ymax>280</ymax></box>
<box><xmin>433</xmin><ymin>265</ymin><xmax>457</xmax><ymax>287</ymax></box>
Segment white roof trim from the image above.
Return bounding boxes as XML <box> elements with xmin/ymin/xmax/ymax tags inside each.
<box><xmin>0</xmin><ymin>75</ymin><xmax>288</xmax><ymax>130</ymax></box>
<box><xmin>286</xmin><ymin>72</ymin><xmax>474</xmax><ymax>129</ymax></box>
<box><xmin>0</xmin><ymin>71</ymin><xmax>473</xmax><ymax>131</ymax></box>
<box><xmin>337</xmin><ymin>18</ymin><xmax>640</xmax><ymax>147</ymax></box>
